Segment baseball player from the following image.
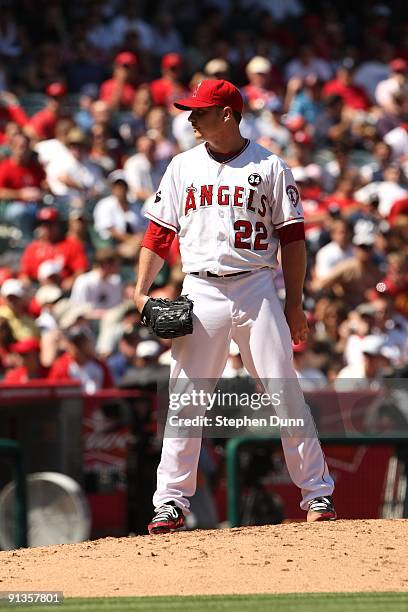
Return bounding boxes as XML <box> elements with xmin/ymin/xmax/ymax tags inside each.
<box><xmin>134</xmin><ymin>80</ymin><xmax>336</xmax><ymax>534</ymax></box>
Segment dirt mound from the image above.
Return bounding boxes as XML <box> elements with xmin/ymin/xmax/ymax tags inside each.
<box><xmin>1</xmin><ymin>519</ymin><xmax>408</xmax><ymax>597</ymax></box>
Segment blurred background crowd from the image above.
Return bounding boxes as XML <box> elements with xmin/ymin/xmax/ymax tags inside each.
<box><xmin>0</xmin><ymin>0</ymin><xmax>407</xmax><ymax>397</ymax></box>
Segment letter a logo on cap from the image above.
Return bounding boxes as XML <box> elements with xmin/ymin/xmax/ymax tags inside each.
<box><xmin>174</xmin><ymin>79</ymin><xmax>243</xmax><ymax>114</ymax></box>
<box><xmin>192</xmin><ymin>82</ymin><xmax>202</xmax><ymax>98</ymax></box>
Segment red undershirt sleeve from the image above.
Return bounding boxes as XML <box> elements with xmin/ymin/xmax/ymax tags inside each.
<box><xmin>141</xmin><ymin>220</ymin><xmax>176</xmax><ymax>261</ymax></box>
<box><xmin>277</xmin><ymin>222</ymin><xmax>305</xmax><ymax>246</ymax></box>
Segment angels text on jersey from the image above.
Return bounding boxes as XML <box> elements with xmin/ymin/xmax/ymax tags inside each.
<box><xmin>145</xmin><ymin>141</ymin><xmax>304</xmax><ymax>274</ymax></box>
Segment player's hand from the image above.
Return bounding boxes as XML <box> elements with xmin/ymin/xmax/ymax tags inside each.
<box><xmin>284</xmin><ymin>304</ymin><xmax>309</xmax><ymax>345</ymax></box>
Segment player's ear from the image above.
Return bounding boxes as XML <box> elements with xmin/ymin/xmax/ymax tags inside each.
<box><xmin>222</xmin><ymin>106</ymin><xmax>233</xmax><ymax>121</ymax></box>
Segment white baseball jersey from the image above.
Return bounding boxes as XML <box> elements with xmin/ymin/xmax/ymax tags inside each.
<box><xmin>145</xmin><ymin>140</ymin><xmax>304</xmax><ymax>274</ymax></box>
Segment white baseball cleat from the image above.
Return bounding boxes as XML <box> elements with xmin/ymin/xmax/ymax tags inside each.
<box><xmin>307</xmin><ymin>496</ymin><xmax>337</xmax><ymax>522</ymax></box>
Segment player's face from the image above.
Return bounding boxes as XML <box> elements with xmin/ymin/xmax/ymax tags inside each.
<box><xmin>188</xmin><ymin>107</ymin><xmax>224</xmax><ymax>141</ymax></box>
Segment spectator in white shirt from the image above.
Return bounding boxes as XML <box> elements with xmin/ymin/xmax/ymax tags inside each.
<box><xmin>384</xmin><ymin>126</ymin><xmax>408</xmax><ymax>161</ymax></box>
<box><xmin>354</xmin><ymin>52</ymin><xmax>390</xmax><ymax>102</ymax></box>
<box><xmin>375</xmin><ymin>58</ymin><xmax>408</xmax><ymax>113</ymax></box>
<box><xmin>123</xmin><ymin>135</ymin><xmax>163</xmax><ymax>204</ymax></box>
<box><xmin>353</xmin><ymin>42</ymin><xmax>393</xmax><ymax>101</ymax></box>
<box><xmin>35</xmin><ymin>118</ymin><xmax>74</xmax><ymax>184</ymax></box>
<box><xmin>335</xmin><ymin>335</ymin><xmax>390</xmax><ymax>390</ymax></box>
<box><xmin>314</xmin><ymin>219</ymin><xmax>354</xmax><ymax>281</ymax></box>
<box><xmin>354</xmin><ymin>164</ymin><xmax>408</xmax><ymax>217</ymax></box>
<box><xmin>70</xmin><ymin>247</ymin><xmax>123</xmax><ymax>318</ymax></box>
<box><xmin>93</xmin><ymin>171</ymin><xmax>146</xmax><ymax>259</ymax></box>
<box><xmin>51</xmin><ymin>127</ymin><xmax>106</xmax><ymax>208</ymax></box>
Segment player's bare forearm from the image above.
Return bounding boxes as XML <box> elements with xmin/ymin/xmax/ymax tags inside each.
<box><xmin>134</xmin><ymin>246</ymin><xmax>165</xmax><ymax>312</ymax></box>
<box><xmin>281</xmin><ymin>239</ymin><xmax>309</xmax><ymax>344</ymax></box>
<box><xmin>281</xmin><ymin>240</ymin><xmax>306</xmax><ymax>306</ymax></box>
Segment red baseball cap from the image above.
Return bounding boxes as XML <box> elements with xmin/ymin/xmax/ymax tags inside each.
<box><xmin>389</xmin><ymin>58</ymin><xmax>408</xmax><ymax>73</ymax></box>
<box><xmin>10</xmin><ymin>338</ymin><xmax>41</xmax><ymax>354</ymax></box>
<box><xmin>293</xmin><ymin>130</ymin><xmax>313</xmax><ymax>145</ymax></box>
<box><xmin>46</xmin><ymin>82</ymin><xmax>67</xmax><ymax>98</ymax></box>
<box><xmin>115</xmin><ymin>51</ymin><xmax>138</xmax><ymax>67</ymax></box>
<box><xmin>174</xmin><ymin>79</ymin><xmax>243</xmax><ymax>114</ymax></box>
<box><xmin>37</xmin><ymin>207</ymin><xmax>59</xmax><ymax>222</ymax></box>
<box><xmin>162</xmin><ymin>53</ymin><xmax>183</xmax><ymax>70</ymax></box>
<box><xmin>285</xmin><ymin>115</ymin><xmax>306</xmax><ymax>132</ymax></box>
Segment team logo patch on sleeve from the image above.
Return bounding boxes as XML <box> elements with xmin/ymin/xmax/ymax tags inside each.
<box><xmin>154</xmin><ymin>191</ymin><xmax>162</xmax><ymax>203</ymax></box>
<box><xmin>286</xmin><ymin>185</ymin><xmax>300</xmax><ymax>207</ymax></box>
<box><xmin>248</xmin><ymin>173</ymin><xmax>262</xmax><ymax>187</ymax></box>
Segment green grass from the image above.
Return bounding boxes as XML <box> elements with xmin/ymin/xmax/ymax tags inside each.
<box><xmin>0</xmin><ymin>592</ymin><xmax>407</xmax><ymax>612</ymax></box>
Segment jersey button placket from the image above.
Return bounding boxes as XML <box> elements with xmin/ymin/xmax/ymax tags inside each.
<box><xmin>216</xmin><ymin>164</ymin><xmax>228</xmax><ymax>249</ymax></box>
<box><xmin>217</xmin><ymin>164</ymin><xmax>225</xmax><ymax>220</ymax></box>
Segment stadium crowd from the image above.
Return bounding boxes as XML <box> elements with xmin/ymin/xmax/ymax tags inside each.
<box><xmin>0</xmin><ymin>0</ymin><xmax>406</xmax><ymax>402</ymax></box>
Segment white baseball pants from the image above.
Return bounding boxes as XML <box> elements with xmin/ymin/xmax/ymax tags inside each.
<box><xmin>153</xmin><ymin>269</ymin><xmax>334</xmax><ymax>513</ymax></box>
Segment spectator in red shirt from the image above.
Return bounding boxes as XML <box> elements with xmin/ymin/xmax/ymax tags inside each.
<box><xmin>99</xmin><ymin>52</ymin><xmax>138</xmax><ymax>111</ymax></box>
<box><xmin>150</xmin><ymin>53</ymin><xmax>188</xmax><ymax>109</ymax></box>
<box><xmin>21</xmin><ymin>207</ymin><xmax>88</xmax><ymax>290</ymax></box>
<box><xmin>0</xmin><ymin>132</ymin><xmax>46</xmax><ymax>240</ymax></box>
<box><xmin>3</xmin><ymin>337</ymin><xmax>48</xmax><ymax>383</ymax></box>
<box><xmin>26</xmin><ymin>82</ymin><xmax>67</xmax><ymax>140</ymax></box>
<box><xmin>322</xmin><ymin>58</ymin><xmax>370</xmax><ymax>111</ymax></box>
<box><xmin>48</xmin><ymin>325</ymin><xmax>113</xmax><ymax>393</ymax></box>
<box><xmin>0</xmin><ymin>134</ymin><xmax>45</xmax><ymax>199</ymax></box>
<box><xmin>0</xmin><ymin>91</ymin><xmax>29</xmax><ymax>145</ymax></box>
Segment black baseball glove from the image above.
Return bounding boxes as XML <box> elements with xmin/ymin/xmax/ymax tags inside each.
<box><xmin>141</xmin><ymin>296</ymin><xmax>194</xmax><ymax>339</ymax></box>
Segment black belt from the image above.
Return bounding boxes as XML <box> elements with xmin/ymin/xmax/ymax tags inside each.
<box><xmin>190</xmin><ymin>270</ymin><xmax>251</xmax><ymax>278</ymax></box>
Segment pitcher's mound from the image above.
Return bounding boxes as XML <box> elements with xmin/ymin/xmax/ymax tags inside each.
<box><xmin>1</xmin><ymin>519</ymin><xmax>408</xmax><ymax>597</ymax></box>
